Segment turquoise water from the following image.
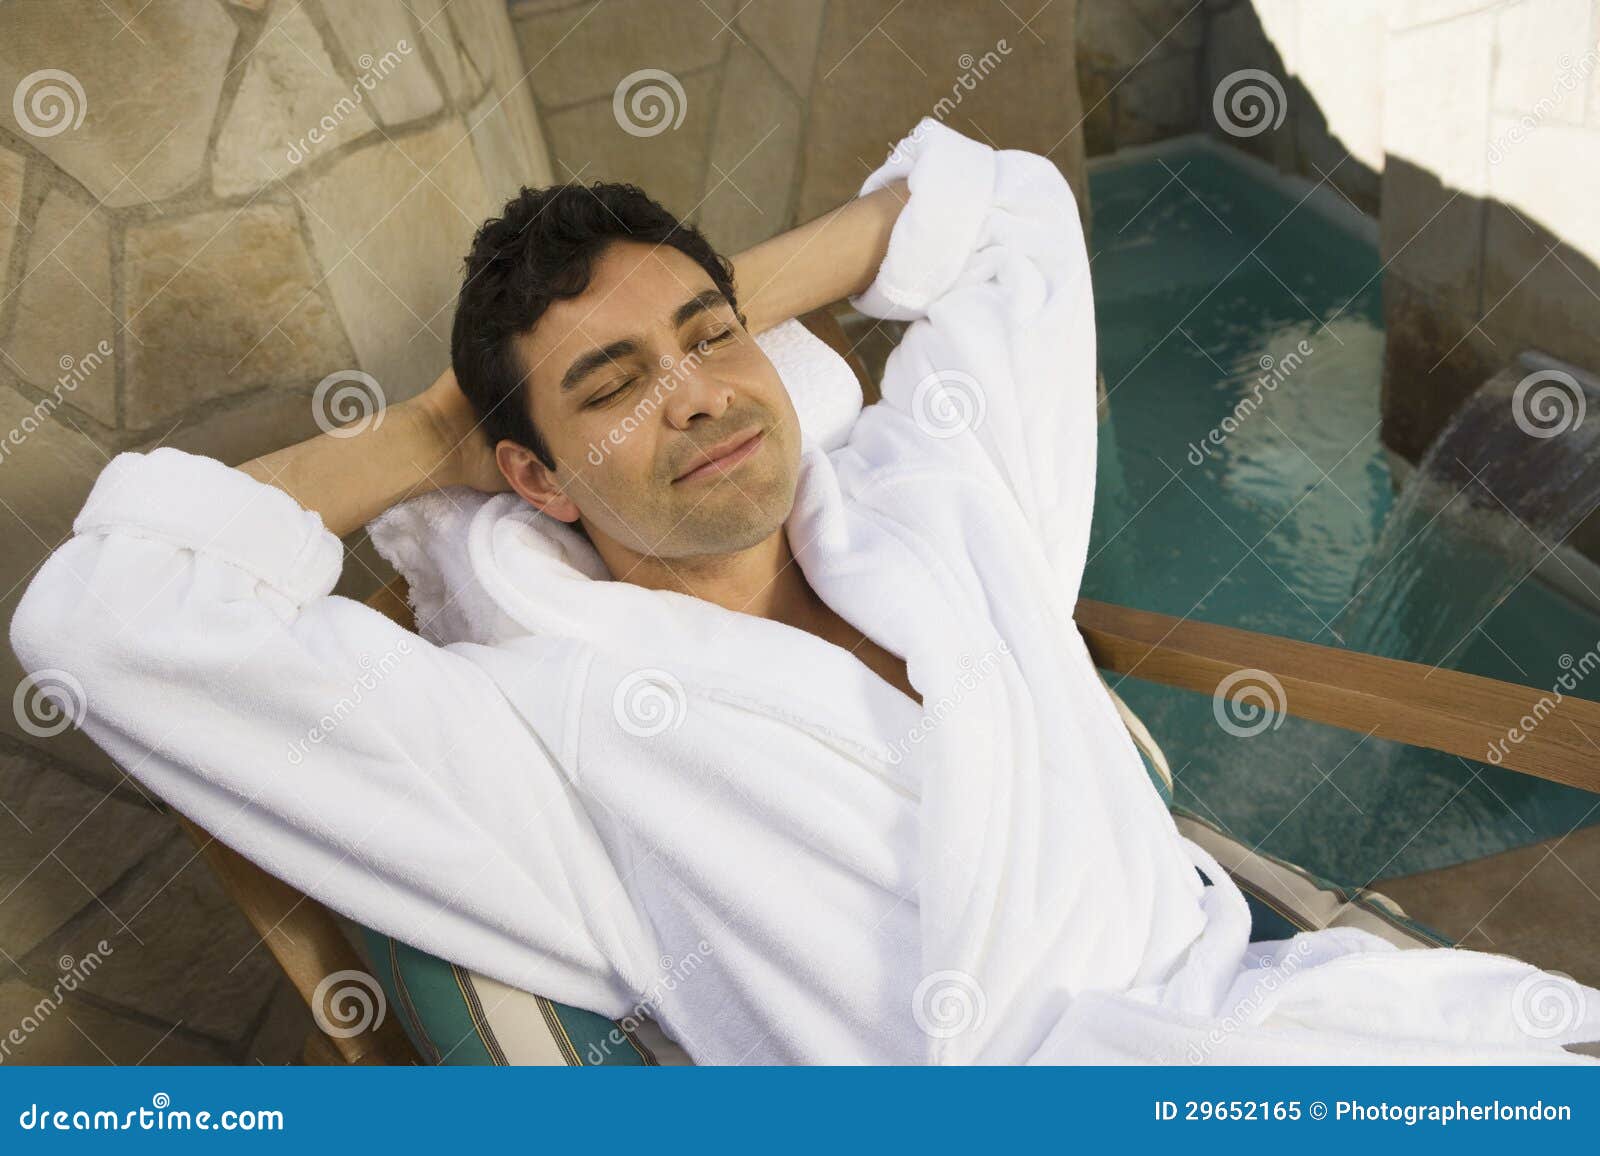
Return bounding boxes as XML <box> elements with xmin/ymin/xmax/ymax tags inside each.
<box><xmin>1083</xmin><ymin>142</ymin><xmax>1600</xmax><ymax>885</ymax></box>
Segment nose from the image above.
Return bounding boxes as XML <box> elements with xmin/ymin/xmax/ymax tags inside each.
<box><xmin>661</xmin><ymin>359</ymin><xmax>734</xmax><ymax>431</ymax></box>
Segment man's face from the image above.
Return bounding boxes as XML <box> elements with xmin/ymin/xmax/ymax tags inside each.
<box><xmin>512</xmin><ymin>240</ymin><xmax>801</xmax><ymax>559</ymax></box>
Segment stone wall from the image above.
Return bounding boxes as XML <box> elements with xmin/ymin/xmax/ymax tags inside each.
<box><xmin>1077</xmin><ymin>0</ymin><xmax>1205</xmax><ymax>157</ymax></box>
<box><xmin>0</xmin><ymin>0</ymin><xmax>549</xmax><ymax>1065</ymax></box>
<box><xmin>1378</xmin><ymin>1</ymin><xmax>1599</xmax><ymax>475</ymax></box>
<box><xmin>509</xmin><ymin>0</ymin><xmax>1089</xmax><ymax>265</ymax></box>
<box><xmin>507</xmin><ymin>0</ymin><xmax>1090</xmax><ymax>412</ymax></box>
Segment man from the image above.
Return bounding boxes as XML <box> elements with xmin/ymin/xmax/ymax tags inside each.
<box><xmin>12</xmin><ymin>119</ymin><xmax>1600</xmax><ymax>1065</ymax></box>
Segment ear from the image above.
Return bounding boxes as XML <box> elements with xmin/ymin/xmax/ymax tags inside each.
<box><xmin>497</xmin><ymin>439</ymin><xmax>582</xmax><ymax>522</ymax></box>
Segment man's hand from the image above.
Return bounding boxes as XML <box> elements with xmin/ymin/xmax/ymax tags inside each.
<box><xmin>416</xmin><ymin>367</ymin><xmax>512</xmax><ymax>495</ymax></box>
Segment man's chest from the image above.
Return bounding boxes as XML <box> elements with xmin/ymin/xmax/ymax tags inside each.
<box><xmin>849</xmin><ymin>634</ymin><xmax>919</xmax><ymax>708</ymax></box>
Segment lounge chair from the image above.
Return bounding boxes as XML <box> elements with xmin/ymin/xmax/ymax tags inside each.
<box><xmin>172</xmin><ymin>307</ymin><xmax>1600</xmax><ymax>1065</ymax></box>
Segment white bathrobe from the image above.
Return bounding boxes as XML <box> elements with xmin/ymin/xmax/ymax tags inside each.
<box><xmin>12</xmin><ymin>118</ymin><xmax>1600</xmax><ymax>1065</ymax></box>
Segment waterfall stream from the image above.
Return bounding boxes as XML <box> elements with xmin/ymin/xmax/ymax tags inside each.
<box><xmin>1333</xmin><ymin>359</ymin><xmax>1600</xmax><ymax>668</ymax></box>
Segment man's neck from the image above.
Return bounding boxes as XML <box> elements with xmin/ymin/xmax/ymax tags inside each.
<box><xmin>588</xmin><ymin>523</ymin><xmax>823</xmax><ymax>629</ymax></box>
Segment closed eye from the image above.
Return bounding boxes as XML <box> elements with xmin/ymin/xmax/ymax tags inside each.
<box><xmin>587</xmin><ymin>328</ymin><xmax>734</xmax><ymax>407</ymax></box>
<box><xmin>586</xmin><ymin>377</ymin><xmax>639</xmax><ymax>408</ymax></box>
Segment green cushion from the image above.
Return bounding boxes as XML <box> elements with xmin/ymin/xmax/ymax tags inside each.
<box><xmin>355</xmin><ymin>926</ymin><xmax>689</xmax><ymax>1066</ymax></box>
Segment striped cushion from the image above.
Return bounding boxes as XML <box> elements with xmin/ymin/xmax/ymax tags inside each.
<box><xmin>343</xmin><ymin>687</ymin><xmax>1449</xmax><ymax>1063</ymax></box>
<box><xmin>354</xmin><ymin>926</ymin><xmax>693</xmax><ymax>1066</ymax></box>
<box><xmin>1098</xmin><ymin>673</ymin><xmax>1174</xmax><ymax>805</ymax></box>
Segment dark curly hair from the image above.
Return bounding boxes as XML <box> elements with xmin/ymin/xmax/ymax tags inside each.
<box><xmin>449</xmin><ymin>181</ymin><xmax>743</xmax><ymax>470</ymax></box>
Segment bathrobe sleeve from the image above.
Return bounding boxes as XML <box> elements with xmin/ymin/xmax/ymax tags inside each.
<box><xmin>8</xmin><ymin>446</ymin><xmax>645</xmax><ymax>1018</ymax></box>
<box><xmin>848</xmin><ymin>117</ymin><xmax>1099</xmax><ymax>604</ymax></box>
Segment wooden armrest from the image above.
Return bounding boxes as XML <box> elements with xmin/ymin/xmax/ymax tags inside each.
<box><xmin>173</xmin><ymin>813</ymin><xmax>419</xmax><ymax>1065</ymax></box>
<box><xmin>1075</xmin><ymin>598</ymin><xmax>1600</xmax><ymax>795</ymax></box>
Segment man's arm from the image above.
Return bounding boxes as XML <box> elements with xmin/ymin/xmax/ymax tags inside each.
<box><xmin>731</xmin><ymin>178</ymin><xmax>910</xmax><ymax>336</ymax></box>
<box><xmin>9</xmin><ymin>407</ymin><xmax>647</xmax><ymax>1016</ymax></box>
<box><xmin>238</xmin><ymin>368</ymin><xmax>504</xmax><ymax>539</ymax></box>
<box><xmin>843</xmin><ymin>119</ymin><xmax>1099</xmax><ymax>605</ymax></box>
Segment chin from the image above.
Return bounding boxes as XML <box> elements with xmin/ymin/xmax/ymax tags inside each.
<box><xmin>673</xmin><ymin>487</ymin><xmax>794</xmax><ymax>556</ymax></box>
<box><xmin>674</xmin><ymin>511</ymin><xmax>784</xmax><ymax>557</ymax></box>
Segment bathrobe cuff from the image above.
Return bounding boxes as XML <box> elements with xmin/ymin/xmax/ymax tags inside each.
<box><xmin>847</xmin><ymin>116</ymin><xmax>997</xmax><ymax>320</ymax></box>
<box><xmin>73</xmin><ymin>446</ymin><xmax>345</xmax><ymax>608</ymax></box>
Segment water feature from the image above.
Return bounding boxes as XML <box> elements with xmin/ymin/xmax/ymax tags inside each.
<box><xmin>1335</xmin><ymin>361</ymin><xmax>1600</xmax><ymax>670</ymax></box>
<box><xmin>1083</xmin><ymin>140</ymin><xmax>1600</xmax><ymax>886</ymax></box>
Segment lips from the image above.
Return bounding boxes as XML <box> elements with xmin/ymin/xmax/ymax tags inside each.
<box><xmin>672</xmin><ymin>427</ymin><xmax>765</xmax><ymax>484</ymax></box>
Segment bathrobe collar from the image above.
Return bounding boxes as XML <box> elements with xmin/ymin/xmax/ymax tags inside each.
<box><xmin>415</xmin><ymin>443</ymin><xmax>973</xmax><ymax>795</ymax></box>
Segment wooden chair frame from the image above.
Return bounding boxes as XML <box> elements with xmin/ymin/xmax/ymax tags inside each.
<box><xmin>176</xmin><ymin>306</ymin><xmax>1600</xmax><ymax>1065</ymax></box>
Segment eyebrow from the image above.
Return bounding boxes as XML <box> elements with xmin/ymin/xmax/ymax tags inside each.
<box><xmin>557</xmin><ymin>289</ymin><xmax>730</xmax><ymax>395</ymax></box>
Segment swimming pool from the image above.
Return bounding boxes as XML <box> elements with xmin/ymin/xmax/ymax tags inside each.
<box><xmin>1083</xmin><ymin>138</ymin><xmax>1600</xmax><ymax>885</ymax></box>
